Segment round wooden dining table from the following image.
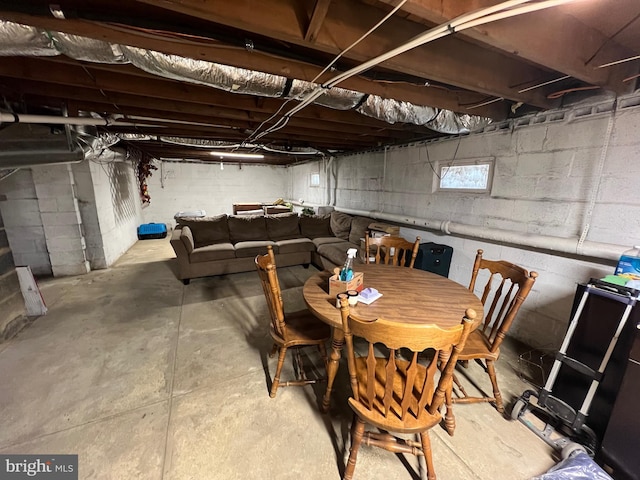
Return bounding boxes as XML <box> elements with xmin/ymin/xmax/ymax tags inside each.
<box><xmin>303</xmin><ymin>263</ymin><xmax>484</xmax><ymax>434</ymax></box>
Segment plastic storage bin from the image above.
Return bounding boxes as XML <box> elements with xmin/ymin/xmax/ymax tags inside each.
<box><xmin>137</xmin><ymin>223</ymin><xmax>167</xmax><ymax>240</ymax></box>
<box><xmin>615</xmin><ymin>245</ymin><xmax>640</xmax><ymax>281</ymax></box>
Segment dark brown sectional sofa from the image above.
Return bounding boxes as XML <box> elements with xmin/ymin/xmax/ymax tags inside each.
<box><xmin>170</xmin><ymin>210</ymin><xmax>375</xmax><ymax>284</ymax></box>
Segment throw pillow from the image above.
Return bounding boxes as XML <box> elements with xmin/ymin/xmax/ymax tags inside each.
<box><xmin>266</xmin><ymin>212</ymin><xmax>300</xmax><ymax>241</ymax></box>
<box><xmin>349</xmin><ymin>216</ymin><xmax>373</xmax><ymax>245</ymax></box>
<box><xmin>177</xmin><ymin>215</ymin><xmax>230</xmax><ymax>248</ymax></box>
<box><xmin>330</xmin><ymin>211</ymin><xmax>353</xmax><ymax>241</ymax></box>
<box><xmin>228</xmin><ymin>215</ymin><xmax>268</xmax><ymax>243</ymax></box>
<box><xmin>300</xmin><ymin>214</ymin><xmax>332</xmax><ymax>239</ymax></box>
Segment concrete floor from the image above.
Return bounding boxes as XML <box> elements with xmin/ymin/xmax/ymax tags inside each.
<box><xmin>0</xmin><ymin>238</ymin><xmax>558</xmax><ymax>479</ymax></box>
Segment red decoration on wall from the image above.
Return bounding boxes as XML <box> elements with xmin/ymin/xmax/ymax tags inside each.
<box><xmin>130</xmin><ymin>147</ymin><xmax>157</xmax><ymax>204</ymax></box>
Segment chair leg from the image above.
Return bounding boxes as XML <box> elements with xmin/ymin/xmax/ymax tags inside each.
<box><xmin>344</xmin><ymin>416</ymin><xmax>365</xmax><ymax>480</ymax></box>
<box><xmin>486</xmin><ymin>360</ymin><xmax>504</xmax><ymax>413</ymax></box>
<box><xmin>318</xmin><ymin>342</ymin><xmax>328</xmax><ymax>369</ymax></box>
<box><xmin>452</xmin><ymin>372</ymin><xmax>468</xmax><ymax>397</ymax></box>
<box><xmin>420</xmin><ymin>431</ymin><xmax>436</xmax><ymax>480</ymax></box>
<box><xmin>270</xmin><ymin>346</ymin><xmax>287</xmax><ymax>398</ymax></box>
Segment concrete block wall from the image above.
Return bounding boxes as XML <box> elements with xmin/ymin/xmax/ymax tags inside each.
<box><xmin>31</xmin><ymin>164</ymin><xmax>90</xmax><ymax>277</ymax></box>
<box><xmin>289</xmin><ymin>96</ymin><xmax>640</xmax><ymax>349</ymax></box>
<box><xmin>0</xmin><ymin>169</ymin><xmax>51</xmax><ymax>275</ymax></box>
<box><xmin>86</xmin><ymin>157</ymin><xmax>142</xmax><ymax>267</ymax></box>
<box><xmin>289</xmin><ymin>160</ymin><xmax>328</xmax><ymax>209</ymax></box>
<box><xmin>0</xmin><ymin>193</ymin><xmax>27</xmax><ymax>341</ymax></box>
<box><xmin>0</xmin><ymin>154</ymin><xmax>141</xmax><ymax>279</ymax></box>
<box><xmin>142</xmin><ymin>161</ymin><xmax>290</xmax><ymax>226</ymax></box>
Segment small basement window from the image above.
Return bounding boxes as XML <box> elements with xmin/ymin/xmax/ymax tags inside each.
<box><xmin>310</xmin><ymin>172</ymin><xmax>320</xmax><ymax>187</ymax></box>
<box><xmin>435</xmin><ymin>159</ymin><xmax>494</xmax><ymax>193</ymax></box>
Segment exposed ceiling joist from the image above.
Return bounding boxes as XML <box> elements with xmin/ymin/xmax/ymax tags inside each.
<box><xmin>0</xmin><ymin>0</ymin><xmax>639</xmax><ymax>166</ymax></box>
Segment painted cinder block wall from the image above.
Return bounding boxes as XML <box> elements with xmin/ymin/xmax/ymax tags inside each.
<box><xmin>0</xmin><ymin>157</ymin><xmax>143</xmax><ymax>276</ymax></box>
<box><xmin>141</xmin><ymin>161</ymin><xmax>290</xmax><ymax>225</ymax></box>
<box><xmin>290</xmin><ymin>96</ymin><xmax>640</xmax><ymax>349</ymax></box>
<box><xmin>0</xmin><ymin>193</ymin><xmax>26</xmax><ymax>341</ymax></box>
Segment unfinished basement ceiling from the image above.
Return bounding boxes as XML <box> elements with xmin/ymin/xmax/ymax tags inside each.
<box><xmin>0</xmin><ymin>0</ymin><xmax>639</xmax><ymax>166</ymax></box>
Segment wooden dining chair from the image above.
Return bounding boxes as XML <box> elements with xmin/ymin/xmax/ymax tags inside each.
<box><xmin>339</xmin><ymin>295</ymin><xmax>475</xmax><ymax>480</ymax></box>
<box><xmin>450</xmin><ymin>248</ymin><xmax>538</xmax><ymax>413</ymax></box>
<box><xmin>255</xmin><ymin>245</ymin><xmax>330</xmax><ymax>398</ymax></box>
<box><xmin>364</xmin><ymin>233</ymin><xmax>421</xmax><ymax>268</ymax></box>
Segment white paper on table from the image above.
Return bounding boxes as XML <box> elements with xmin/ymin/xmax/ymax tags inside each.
<box><xmin>356</xmin><ymin>291</ymin><xmax>383</xmax><ymax>305</ymax></box>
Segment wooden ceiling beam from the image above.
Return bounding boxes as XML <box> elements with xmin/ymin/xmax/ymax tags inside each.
<box><xmin>131</xmin><ymin>0</ymin><xmax>555</xmax><ymax>108</ymax></box>
<box><xmin>108</xmin><ymin>126</ymin><xmax>367</xmax><ymax>149</ymax></box>
<box><xmin>0</xmin><ymin>58</ymin><xmax>439</xmax><ymax>133</ymax></box>
<box><xmin>0</xmin><ymin>11</ymin><xmax>507</xmax><ymax>119</ymax></box>
<box><xmin>380</xmin><ymin>0</ymin><xmax>638</xmax><ymax>95</ymax></box>
<box><xmin>0</xmin><ymin>76</ymin><xmax>431</xmax><ymax>142</ymax></box>
<box><xmin>305</xmin><ymin>0</ymin><xmax>332</xmax><ymax>42</ymax></box>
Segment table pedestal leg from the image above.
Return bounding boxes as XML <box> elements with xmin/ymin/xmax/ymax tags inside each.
<box><xmin>439</xmin><ymin>349</ymin><xmax>456</xmax><ymax>436</ymax></box>
<box><xmin>322</xmin><ymin>327</ymin><xmax>344</xmax><ymax>413</ymax></box>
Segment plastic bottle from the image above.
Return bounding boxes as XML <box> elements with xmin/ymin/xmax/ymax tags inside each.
<box><xmin>615</xmin><ymin>245</ymin><xmax>640</xmax><ymax>281</ymax></box>
<box><xmin>340</xmin><ymin>248</ymin><xmax>358</xmax><ymax>281</ymax></box>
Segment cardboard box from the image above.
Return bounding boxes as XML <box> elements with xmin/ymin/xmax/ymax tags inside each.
<box><xmin>329</xmin><ymin>271</ymin><xmax>364</xmax><ymax>297</ymax></box>
<box><xmin>368</xmin><ymin>222</ymin><xmax>400</xmax><ymax>236</ymax></box>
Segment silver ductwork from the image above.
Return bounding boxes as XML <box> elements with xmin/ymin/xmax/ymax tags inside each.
<box><xmin>120</xmin><ymin>46</ymin><xmax>288</xmax><ymax>97</ymax></box>
<box><xmin>123</xmin><ymin>135</ymin><xmax>324</xmax><ymax>156</ymax></box>
<box><xmin>0</xmin><ymin>20</ymin><xmax>492</xmax><ymax>135</ymax></box>
<box><xmin>0</xmin><ymin>22</ymin><xmax>56</xmax><ymax>56</ymax></box>
<box><xmin>52</xmin><ymin>33</ymin><xmax>126</xmax><ymax>63</ymax></box>
<box><xmin>289</xmin><ymin>80</ymin><xmax>365</xmax><ymax>110</ymax></box>
<box><xmin>357</xmin><ymin>96</ymin><xmax>439</xmax><ymax>125</ymax></box>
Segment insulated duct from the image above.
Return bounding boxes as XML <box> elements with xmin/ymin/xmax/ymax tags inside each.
<box><xmin>123</xmin><ymin>135</ymin><xmax>324</xmax><ymax>156</ymax></box>
<box><xmin>289</xmin><ymin>80</ymin><xmax>365</xmax><ymax>110</ymax></box>
<box><xmin>52</xmin><ymin>33</ymin><xmax>126</xmax><ymax>63</ymax></box>
<box><xmin>334</xmin><ymin>206</ymin><xmax>626</xmax><ymax>262</ymax></box>
<box><xmin>0</xmin><ymin>21</ymin><xmax>56</xmax><ymax>56</ymax></box>
<box><xmin>0</xmin><ymin>20</ymin><xmax>491</xmax><ymax>135</ymax></box>
<box><xmin>120</xmin><ymin>46</ymin><xmax>288</xmax><ymax>97</ymax></box>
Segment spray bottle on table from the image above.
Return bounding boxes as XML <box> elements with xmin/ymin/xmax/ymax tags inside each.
<box><xmin>340</xmin><ymin>248</ymin><xmax>358</xmax><ymax>281</ymax></box>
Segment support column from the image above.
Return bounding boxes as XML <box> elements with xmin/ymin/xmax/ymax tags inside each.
<box><xmin>31</xmin><ymin>164</ymin><xmax>90</xmax><ymax>277</ymax></box>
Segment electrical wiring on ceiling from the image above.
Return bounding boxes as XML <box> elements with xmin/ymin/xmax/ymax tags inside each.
<box><xmin>244</xmin><ymin>0</ymin><xmax>585</xmax><ymax>145</ymax></box>
<box><xmin>241</xmin><ymin>0</ymin><xmax>409</xmax><ymax>147</ymax></box>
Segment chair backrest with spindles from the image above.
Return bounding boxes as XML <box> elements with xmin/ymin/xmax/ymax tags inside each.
<box><xmin>339</xmin><ymin>298</ymin><xmax>474</xmax><ymax>423</ymax></box>
<box><xmin>364</xmin><ymin>233</ymin><xmax>421</xmax><ymax>268</ymax></box>
<box><xmin>468</xmin><ymin>249</ymin><xmax>538</xmax><ymax>353</ymax></box>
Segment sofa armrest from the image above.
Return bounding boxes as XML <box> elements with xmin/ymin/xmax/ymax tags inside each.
<box><xmin>170</xmin><ymin>227</ymin><xmax>189</xmax><ymax>257</ymax></box>
<box><xmin>180</xmin><ymin>226</ymin><xmax>195</xmax><ymax>254</ymax></box>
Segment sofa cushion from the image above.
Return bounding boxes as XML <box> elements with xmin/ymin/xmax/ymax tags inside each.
<box><xmin>275</xmin><ymin>238</ymin><xmax>315</xmax><ymax>254</ymax></box>
<box><xmin>234</xmin><ymin>240</ymin><xmax>278</xmax><ymax>258</ymax></box>
<box><xmin>300</xmin><ymin>214</ymin><xmax>332</xmax><ymax>239</ymax></box>
<box><xmin>190</xmin><ymin>243</ymin><xmax>236</xmax><ymax>262</ymax></box>
<box><xmin>266</xmin><ymin>212</ymin><xmax>300</xmax><ymax>241</ymax></box>
<box><xmin>228</xmin><ymin>215</ymin><xmax>268</xmax><ymax>243</ymax></box>
<box><xmin>349</xmin><ymin>216</ymin><xmax>373</xmax><ymax>245</ymax></box>
<box><xmin>178</xmin><ymin>215</ymin><xmax>230</xmax><ymax>248</ymax></box>
<box><xmin>317</xmin><ymin>241</ymin><xmax>364</xmax><ymax>267</ymax></box>
<box><xmin>330</xmin><ymin>211</ymin><xmax>353</xmax><ymax>240</ymax></box>
<box><xmin>311</xmin><ymin>236</ymin><xmax>345</xmax><ymax>248</ymax></box>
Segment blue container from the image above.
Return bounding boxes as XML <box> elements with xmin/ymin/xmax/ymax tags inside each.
<box><xmin>615</xmin><ymin>245</ymin><xmax>640</xmax><ymax>281</ymax></box>
<box><xmin>137</xmin><ymin>223</ymin><xmax>167</xmax><ymax>240</ymax></box>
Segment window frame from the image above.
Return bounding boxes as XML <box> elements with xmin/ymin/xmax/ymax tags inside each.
<box><xmin>309</xmin><ymin>172</ymin><xmax>321</xmax><ymax>187</ymax></box>
<box><xmin>433</xmin><ymin>157</ymin><xmax>495</xmax><ymax>194</ymax></box>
